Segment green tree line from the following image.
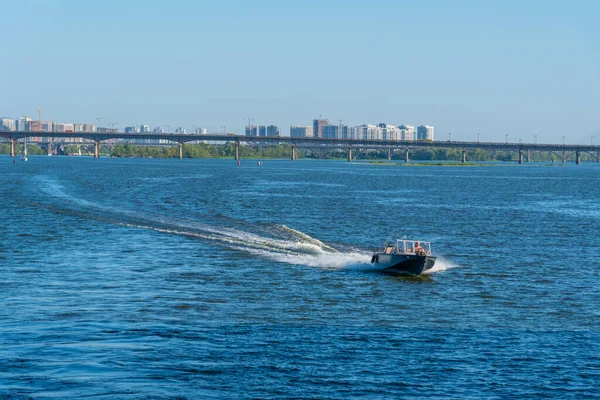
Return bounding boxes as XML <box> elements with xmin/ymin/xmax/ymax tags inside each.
<box><xmin>107</xmin><ymin>142</ymin><xmax>302</xmax><ymax>159</ymax></box>
<box><xmin>0</xmin><ymin>143</ymin><xmax>46</xmax><ymax>156</ymax></box>
<box><xmin>2</xmin><ymin>141</ymin><xmax>597</xmax><ymax>162</ymax></box>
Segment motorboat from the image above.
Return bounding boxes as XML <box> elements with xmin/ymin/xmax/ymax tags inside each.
<box><xmin>370</xmin><ymin>238</ymin><xmax>436</xmax><ymax>275</ymax></box>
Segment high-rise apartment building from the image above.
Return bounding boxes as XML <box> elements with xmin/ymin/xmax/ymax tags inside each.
<box><xmin>245</xmin><ymin>125</ymin><xmax>258</xmax><ymax>136</ymax></box>
<box><xmin>1</xmin><ymin>118</ymin><xmax>15</xmax><ymax>131</ymax></box>
<box><xmin>266</xmin><ymin>125</ymin><xmax>280</xmax><ymax>137</ymax></box>
<box><xmin>27</xmin><ymin>121</ymin><xmax>43</xmax><ymax>132</ymax></box>
<box><xmin>247</xmin><ymin>124</ymin><xmax>279</xmax><ymax>137</ymax></box>
<box><xmin>124</xmin><ymin>126</ymin><xmax>141</xmax><ymax>133</ymax></box>
<box><xmin>313</xmin><ymin>118</ymin><xmax>329</xmax><ymax>138</ymax></box>
<box><xmin>290</xmin><ymin>125</ymin><xmax>314</xmax><ymax>137</ymax></box>
<box><xmin>17</xmin><ymin>116</ymin><xmax>32</xmax><ymax>131</ymax></box>
<box><xmin>341</xmin><ymin>125</ymin><xmax>348</xmax><ymax>139</ymax></box>
<box><xmin>140</xmin><ymin>125</ymin><xmax>150</xmax><ymax>133</ymax></box>
<box><xmin>378</xmin><ymin>123</ymin><xmax>401</xmax><ymax>141</ymax></box>
<box><xmin>322</xmin><ymin>124</ymin><xmax>348</xmax><ymax>139</ymax></box>
<box><xmin>366</xmin><ymin>125</ymin><xmax>383</xmax><ymax>140</ymax></box>
<box><xmin>399</xmin><ymin>125</ymin><xmax>416</xmax><ymax>141</ymax></box>
<box><xmin>348</xmin><ymin>125</ymin><xmax>362</xmax><ymax>140</ymax></box>
<box><xmin>258</xmin><ymin>125</ymin><xmax>267</xmax><ymax>137</ymax></box>
<box><xmin>417</xmin><ymin>125</ymin><xmax>434</xmax><ymax>141</ymax></box>
<box><xmin>322</xmin><ymin>125</ymin><xmax>336</xmax><ymax>139</ymax></box>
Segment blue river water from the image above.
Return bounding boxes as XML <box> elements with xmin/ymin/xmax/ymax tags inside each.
<box><xmin>0</xmin><ymin>157</ymin><xmax>599</xmax><ymax>399</ymax></box>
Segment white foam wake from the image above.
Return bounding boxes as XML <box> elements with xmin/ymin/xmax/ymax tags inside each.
<box><xmin>122</xmin><ymin>222</ymin><xmax>369</xmax><ymax>270</ymax></box>
<box><xmin>423</xmin><ymin>257</ymin><xmax>461</xmax><ymax>274</ymax></box>
<box><xmin>243</xmin><ymin>248</ymin><xmax>372</xmax><ymax>270</ymax></box>
<box><xmin>277</xmin><ymin>225</ymin><xmax>339</xmax><ymax>253</ymax></box>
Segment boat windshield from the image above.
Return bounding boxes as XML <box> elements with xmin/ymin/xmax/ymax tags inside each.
<box><xmin>396</xmin><ymin>240</ymin><xmax>432</xmax><ymax>255</ymax></box>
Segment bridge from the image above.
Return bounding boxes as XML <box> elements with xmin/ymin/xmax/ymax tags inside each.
<box><xmin>2</xmin><ymin>130</ymin><xmax>599</xmax><ymax>164</ymax></box>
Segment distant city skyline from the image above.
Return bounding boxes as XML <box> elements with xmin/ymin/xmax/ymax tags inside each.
<box><xmin>3</xmin><ymin>111</ymin><xmax>598</xmax><ymax>145</ymax></box>
<box><xmin>1</xmin><ymin>0</ymin><xmax>598</xmax><ymax>144</ymax></box>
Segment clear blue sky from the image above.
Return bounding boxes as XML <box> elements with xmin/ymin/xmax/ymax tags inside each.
<box><xmin>2</xmin><ymin>0</ymin><xmax>599</xmax><ymax>143</ymax></box>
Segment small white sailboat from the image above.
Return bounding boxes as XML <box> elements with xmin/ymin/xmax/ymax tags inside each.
<box><xmin>21</xmin><ymin>136</ymin><xmax>28</xmax><ymax>162</ymax></box>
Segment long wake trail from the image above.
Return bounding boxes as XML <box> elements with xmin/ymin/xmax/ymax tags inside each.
<box><xmin>37</xmin><ymin>177</ymin><xmax>371</xmax><ymax>270</ymax></box>
<box><xmin>126</xmin><ymin>221</ymin><xmax>372</xmax><ymax>270</ymax></box>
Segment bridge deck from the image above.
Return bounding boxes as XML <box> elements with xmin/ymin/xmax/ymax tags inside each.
<box><xmin>1</xmin><ymin>131</ymin><xmax>599</xmax><ymax>152</ymax></box>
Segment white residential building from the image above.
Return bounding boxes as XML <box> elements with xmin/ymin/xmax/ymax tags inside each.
<box><xmin>399</xmin><ymin>125</ymin><xmax>416</xmax><ymax>141</ymax></box>
<box><xmin>417</xmin><ymin>125</ymin><xmax>434</xmax><ymax>141</ymax></box>
<box><xmin>0</xmin><ymin>117</ymin><xmax>15</xmax><ymax>131</ymax></box>
<box><xmin>17</xmin><ymin>116</ymin><xmax>32</xmax><ymax>131</ymax></box>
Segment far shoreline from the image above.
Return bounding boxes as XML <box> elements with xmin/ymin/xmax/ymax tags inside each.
<box><xmin>2</xmin><ymin>154</ymin><xmax>584</xmax><ymax>167</ymax></box>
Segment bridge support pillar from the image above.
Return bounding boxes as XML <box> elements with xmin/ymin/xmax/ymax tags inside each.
<box><xmin>94</xmin><ymin>141</ymin><xmax>100</xmax><ymax>158</ymax></box>
<box><xmin>597</xmin><ymin>151</ymin><xmax>599</xmax><ymax>163</ymax></box>
<box><xmin>348</xmin><ymin>147</ymin><xmax>352</xmax><ymax>162</ymax></box>
<box><xmin>461</xmin><ymin>149</ymin><xmax>466</xmax><ymax>164</ymax></box>
<box><xmin>405</xmin><ymin>147</ymin><xmax>409</xmax><ymax>163</ymax></box>
<box><xmin>527</xmin><ymin>150</ymin><xmax>531</xmax><ymax>163</ymax></box>
<box><xmin>291</xmin><ymin>144</ymin><xmax>297</xmax><ymax>161</ymax></box>
<box><xmin>388</xmin><ymin>147</ymin><xmax>392</xmax><ymax>161</ymax></box>
<box><xmin>179</xmin><ymin>143</ymin><xmax>183</xmax><ymax>160</ymax></box>
<box><xmin>576</xmin><ymin>150</ymin><xmax>581</xmax><ymax>165</ymax></box>
<box><xmin>519</xmin><ymin>149</ymin><xmax>523</xmax><ymax>164</ymax></box>
<box><xmin>47</xmin><ymin>143</ymin><xmax>52</xmax><ymax>156</ymax></box>
<box><xmin>562</xmin><ymin>151</ymin><xmax>566</xmax><ymax>163</ymax></box>
<box><xmin>235</xmin><ymin>141</ymin><xmax>239</xmax><ymax>161</ymax></box>
<box><xmin>10</xmin><ymin>139</ymin><xmax>15</xmax><ymax>157</ymax></box>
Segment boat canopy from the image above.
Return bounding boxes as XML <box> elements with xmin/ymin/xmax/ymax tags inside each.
<box><xmin>385</xmin><ymin>239</ymin><xmax>432</xmax><ymax>255</ymax></box>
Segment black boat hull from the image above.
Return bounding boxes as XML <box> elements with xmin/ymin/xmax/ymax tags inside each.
<box><xmin>370</xmin><ymin>254</ymin><xmax>437</xmax><ymax>275</ymax></box>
